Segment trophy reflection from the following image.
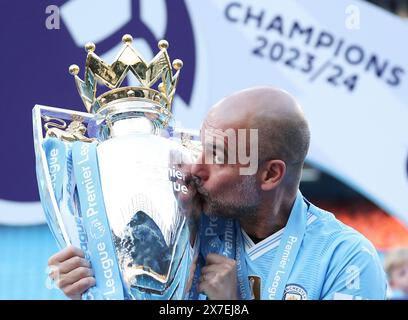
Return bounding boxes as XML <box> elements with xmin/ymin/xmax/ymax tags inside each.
<box><xmin>33</xmin><ymin>34</ymin><xmax>201</xmax><ymax>299</ymax></box>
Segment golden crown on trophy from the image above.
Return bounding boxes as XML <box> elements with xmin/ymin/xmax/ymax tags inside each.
<box><xmin>68</xmin><ymin>34</ymin><xmax>183</xmax><ymax>114</ymax></box>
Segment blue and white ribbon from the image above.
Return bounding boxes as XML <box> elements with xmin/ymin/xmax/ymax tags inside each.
<box><xmin>43</xmin><ymin>138</ymin><xmax>66</xmax><ymax>205</ymax></box>
<box><xmin>262</xmin><ymin>193</ymin><xmax>307</xmax><ymax>300</ymax></box>
<box><xmin>72</xmin><ymin>141</ymin><xmax>124</xmax><ymax>300</ymax></box>
<box><xmin>188</xmin><ymin>214</ymin><xmax>252</xmax><ymax>300</ymax></box>
<box><xmin>42</xmin><ymin>138</ymin><xmax>68</xmax><ymax>248</ymax></box>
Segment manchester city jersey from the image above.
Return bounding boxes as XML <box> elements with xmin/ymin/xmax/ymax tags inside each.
<box><xmin>242</xmin><ymin>197</ymin><xmax>387</xmax><ymax>300</ymax></box>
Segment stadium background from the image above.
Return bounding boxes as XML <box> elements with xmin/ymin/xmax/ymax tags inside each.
<box><xmin>0</xmin><ymin>0</ymin><xmax>407</xmax><ymax>299</ymax></box>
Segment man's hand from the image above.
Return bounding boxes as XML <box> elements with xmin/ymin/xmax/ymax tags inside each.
<box><xmin>198</xmin><ymin>253</ymin><xmax>238</xmax><ymax>300</ymax></box>
<box><xmin>48</xmin><ymin>246</ymin><xmax>95</xmax><ymax>300</ymax></box>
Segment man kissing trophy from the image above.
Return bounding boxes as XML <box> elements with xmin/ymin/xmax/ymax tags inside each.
<box><xmin>33</xmin><ymin>34</ymin><xmax>201</xmax><ymax>300</ymax></box>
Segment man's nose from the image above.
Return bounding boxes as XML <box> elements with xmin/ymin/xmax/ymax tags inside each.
<box><xmin>191</xmin><ymin>154</ymin><xmax>209</xmax><ymax>182</ymax></box>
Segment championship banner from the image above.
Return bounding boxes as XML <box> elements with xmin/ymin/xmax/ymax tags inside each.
<box><xmin>176</xmin><ymin>0</ymin><xmax>408</xmax><ymax>225</ymax></box>
<box><xmin>0</xmin><ymin>0</ymin><xmax>407</xmax><ymax>228</ymax></box>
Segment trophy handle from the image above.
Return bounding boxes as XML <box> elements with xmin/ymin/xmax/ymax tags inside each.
<box><xmin>32</xmin><ymin>104</ymin><xmax>94</xmax><ymax>248</ymax></box>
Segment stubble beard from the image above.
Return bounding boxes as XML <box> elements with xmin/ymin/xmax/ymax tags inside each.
<box><xmin>196</xmin><ymin>174</ymin><xmax>261</xmax><ymax>220</ymax></box>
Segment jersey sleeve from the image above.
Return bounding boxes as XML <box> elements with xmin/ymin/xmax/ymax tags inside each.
<box><xmin>320</xmin><ymin>233</ymin><xmax>387</xmax><ymax>300</ymax></box>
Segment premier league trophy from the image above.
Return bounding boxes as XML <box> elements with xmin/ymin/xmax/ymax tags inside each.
<box><xmin>33</xmin><ymin>34</ymin><xmax>201</xmax><ymax>299</ymax></box>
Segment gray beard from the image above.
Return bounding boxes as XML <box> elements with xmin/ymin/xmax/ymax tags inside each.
<box><xmin>204</xmin><ymin>196</ymin><xmax>259</xmax><ymax>219</ymax></box>
<box><xmin>198</xmin><ymin>175</ymin><xmax>261</xmax><ymax>219</ymax></box>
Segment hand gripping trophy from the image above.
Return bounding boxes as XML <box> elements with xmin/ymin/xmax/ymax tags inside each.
<box><xmin>33</xmin><ymin>34</ymin><xmax>201</xmax><ymax>300</ymax></box>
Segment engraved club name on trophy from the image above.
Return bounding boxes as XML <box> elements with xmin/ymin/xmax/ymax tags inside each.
<box><xmin>33</xmin><ymin>34</ymin><xmax>201</xmax><ymax>299</ymax></box>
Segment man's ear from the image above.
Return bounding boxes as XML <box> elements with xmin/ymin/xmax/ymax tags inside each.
<box><xmin>259</xmin><ymin>159</ymin><xmax>286</xmax><ymax>191</ymax></box>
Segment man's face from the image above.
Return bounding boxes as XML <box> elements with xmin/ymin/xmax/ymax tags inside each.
<box><xmin>390</xmin><ymin>262</ymin><xmax>408</xmax><ymax>295</ymax></box>
<box><xmin>190</xmin><ymin>115</ymin><xmax>261</xmax><ymax>219</ymax></box>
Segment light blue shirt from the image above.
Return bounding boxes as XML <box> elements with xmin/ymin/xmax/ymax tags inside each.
<box><xmin>241</xmin><ymin>194</ymin><xmax>387</xmax><ymax>300</ymax></box>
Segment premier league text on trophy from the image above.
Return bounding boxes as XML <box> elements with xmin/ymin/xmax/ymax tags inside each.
<box><xmin>75</xmin><ymin>142</ymin><xmax>119</xmax><ymax>296</ymax></box>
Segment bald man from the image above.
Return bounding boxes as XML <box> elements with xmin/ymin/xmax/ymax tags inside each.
<box><xmin>48</xmin><ymin>87</ymin><xmax>387</xmax><ymax>300</ymax></box>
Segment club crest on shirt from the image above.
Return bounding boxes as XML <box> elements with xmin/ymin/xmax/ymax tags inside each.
<box><xmin>283</xmin><ymin>284</ymin><xmax>308</xmax><ymax>300</ymax></box>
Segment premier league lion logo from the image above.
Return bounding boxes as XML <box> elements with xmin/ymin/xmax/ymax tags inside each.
<box><xmin>0</xmin><ymin>0</ymin><xmax>195</xmax><ymax>222</ymax></box>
